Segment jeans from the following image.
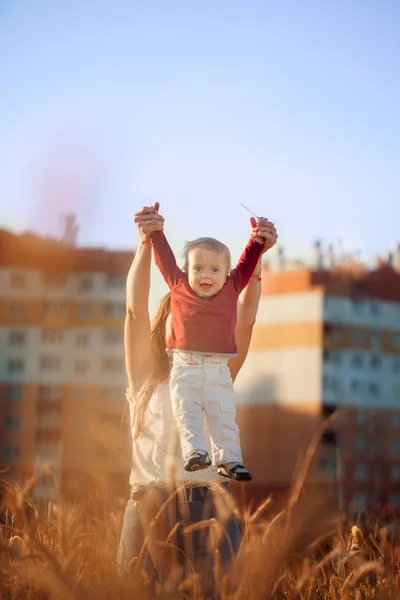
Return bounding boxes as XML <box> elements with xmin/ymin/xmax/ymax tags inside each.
<box><xmin>117</xmin><ymin>484</ymin><xmax>241</xmax><ymax>599</ymax></box>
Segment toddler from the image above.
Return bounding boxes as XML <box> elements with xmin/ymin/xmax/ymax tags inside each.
<box><xmin>151</xmin><ymin>219</ymin><xmax>264</xmax><ymax>481</ymax></box>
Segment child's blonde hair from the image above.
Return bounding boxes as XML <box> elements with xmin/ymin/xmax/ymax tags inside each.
<box><xmin>182</xmin><ymin>237</ymin><xmax>231</xmax><ymax>272</ymax></box>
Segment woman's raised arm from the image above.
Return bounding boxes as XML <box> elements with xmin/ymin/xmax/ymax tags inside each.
<box><xmin>229</xmin><ymin>217</ymin><xmax>278</xmax><ymax>382</ymax></box>
<box><xmin>124</xmin><ymin>204</ymin><xmax>164</xmax><ymax>389</ymax></box>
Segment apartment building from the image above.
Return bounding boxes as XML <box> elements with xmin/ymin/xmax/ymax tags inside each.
<box><xmin>0</xmin><ymin>227</ymin><xmax>133</xmax><ymax>503</ymax></box>
<box><xmin>2</xmin><ymin>226</ymin><xmax>400</xmax><ymax>512</ymax></box>
<box><xmin>234</xmin><ymin>246</ymin><xmax>400</xmax><ymax>510</ymax></box>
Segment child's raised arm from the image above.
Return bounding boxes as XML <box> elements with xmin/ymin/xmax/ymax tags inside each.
<box><xmin>151</xmin><ymin>230</ymin><xmax>183</xmax><ymax>290</ymax></box>
<box><xmin>230</xmin><ymin>237</ymin><xmax>264</xmax><ymax>293</ymax></box>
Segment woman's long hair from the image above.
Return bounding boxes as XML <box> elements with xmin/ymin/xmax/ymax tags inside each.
<box><xmin>132</xmin><ymin>292</ymin><xmax>171</xmax><ymax>439</ymax></box>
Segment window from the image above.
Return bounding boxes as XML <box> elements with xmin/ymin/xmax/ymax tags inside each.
<box><xmin>101</xmin><ymin>358</ymin><xmax>124</xmax><ymax>374</ymax></box>
<box><xmin>76</xmin><ymin>304</ymin><xmax>92</xmax><ymax>319</ymax></box>
<box><xmin>102</xmin><ymin>387</ymin><xmax>124</xmax><ymax>402</ymax></box>
<box><xmin>322</xmin><ymin>404</ymin><xmax>337</xmax><ymax>418</ymax></box>
<box><xmin>40</xmin><ymin>356</ymin><xmax>61</xmax><ymax>371</ymax></box>
<box><xmin>351</xmin><ymin>379</ymin><xmax>367</xmax><ymax>395</ymax></box>
<box><xmin>355</xmin><ymin>411</ymin><xmax>368</xmax><ymax>426</ymax></box>
<box><xmin>36</xmin><ymin>440</ymin><xmax>61</xmax><ymax>457</ymax></box>
<box><xmin>393</xmin><ymin>359</ymin><xmax>400</xmax><ymax>374</ymax></box>
<box><xmin>370</xmin><ymin>303</ymin><xmax>380</xmax><ymax>317</ymax></box>
<box><xmin>9</xmin><ymin>304</ymin><xmax>26</xmax><ymax>318</ymax></box>
<box><xmin>324</xmin><ymin>324</ymin><xmax>342</xmax><ymax>342</ymax></box>
<box><xmin>44</xmin><ymin>274</ymin><xmax>66</xmax><ymax>287</ymax></box>
<box><xmin>393</xmin><ymin>334</ymin><xmax>400</xmax><ymax>350</ymax></box>
<box><xmin>393</xmin><ymin>386</ymin><xmax>400</xmax><ymax>401</ymax></box>
<box><xmin>36</xmin><ymin>412</ymin><xmax>61</xmax><ymax>429</ymax></box>
<box><xmin>391</xmin><ymin>413</ymin><xmax>400</xmax><ymax>429</ymax></box>
<box><xmin>100</xmin><ymin>413</ymin><xmax>121</xmax><ymax>427</ymax></box>
<box><xmin>370</xmin><ymin>355</ymin><xmax>381</xmax><ymax>370</ymax></box>
<box><xmin>43</xmin><ymin>302</ymin><xmax>66</xmax><ymax>314</ymax></box>
<box><xmin>368</xmin><ymin>382</ymin><xmax>380</xmax><ymax>398</ymax></box>
<box><xmin>3</xmin><ymin>444</ymin><xmax>20</xmax><ymax>460</ymax></box>
<box><xmin>104</xmin><ymin>302</ymin><xmax>125</xmax><ymax>317</ymax></box>
<box><xmin>355</xmin><ymin>463</ymin><xmax>368</xmax><ymax>482</ymax></box>
<box><xmin>371</xmin><ymin>413</ymin><xmax>381</xmax><ymax>427</ymax></box>
<box><xmin>389</xmin><ymin>440</ymin><xmax>400</xmax><ymax>455</ymax></box>
<box><xmin>4</xmin><ymin>415</ymin><xmax>21</xmax><ymax>431</ymax></box>
<box><xmin>38</xmin><ymin>386</ymin><xmax>63</xmax><ymax>402</ymax></box>
<box><xmin>106</xmin><ymin>275</ymin><xmax>125</xmax><ymax>288</ymax></box>
<box><xmin>75</xmin><ymin>360</ymin><xmax>89</xmax><ymax>375</ymax></box>
<box><xmin>351</xmin><ymin>300</ymin><xmax>364</xmax><ymax>315</ymax></box>
<box><xmin>353</xmin><ymin>491</ymin><xmax>367</xmax><ymax>510</ymax></box>
<box><xmin>322</xmin><ymin>431</ymin><xmax>337</xmax><ymax>445</ymax></box>
<box><xmin>8</xmin><ymin>331</ymin><xmax>26</xmax><ymax>345</ymax></box>
<box><xmin>76</xmin><ymin>332</ymin><xmax>90</xmax><ymax>347</ymax></box>
<box><xmin>352</xmin><ymin>328</ymin><xmax>365</xmax><ymax>345</ymax></box>
<box><xmin>323</xmin><ymin>374</ymin><xmax>340</xmax><ymax>392</ymax></box>
<box><xmin>10</xmin><ymin>272</ymin><xmax>26</xmax><ymax>288</ymax></box>
<box><xmin>391</xmin><ymin>464</ymin><xmax>400</xmax><ymax>483</ymax></box>
<box><xmin>371</xmin><ymin>330</ymin><xmax>381</xmax><ymax>351</ymax></box>
<box><xmin>79</xmin><ymin>276</ymin><xmax>93</xmax><ymax>291</ymax></box>
<box><xmin>324</xmin><ymin>349</ymin><xmax>342</xmax><ymax>365</ymax></box>
<box><xmin>103</xmin><ymin>330</ymin><xmax>121</xmax><ymax>344</ymax></box>
<box><xmin>8</xmin><ymin>358</ymin><xmax>24</xmax><ymax>373</ymax></box>
<box><xmin>34</xmin><ymin>480</ymin><xmax>57</xmax><ymax>500</ymax></box>
<box><xmin>73</xmin><ymin>388</ymin><xmax>87</xmax><ymax>402</ymax></box>
<box><xmin>355</xmin><ymin>437</ymin><xmax>368</xmax><ymax>452</ymax></box>
<box><xmin>352</xmin><ymin>354</ymin><xmax>364</xmax><ymax>368</ymax></box>
<box><xmin>319</xmin><ymin>457</ymin><xmax>337</xmax><ymax>472</ymax></box>
<box><xmin>6</xmin><ymin>386</ymin><xmax>23</xmax><ymax>403</ymax></box>
<box><xmin>42</xmin><ymin>329</ymin><xmax>64</xmax><ymax>344</ymax></box>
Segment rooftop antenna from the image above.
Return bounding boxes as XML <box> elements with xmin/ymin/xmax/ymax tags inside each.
<box><xmin>60</xmin><ymin>213</ymin><xmax>79</xmax><ymax>246</ymax></box>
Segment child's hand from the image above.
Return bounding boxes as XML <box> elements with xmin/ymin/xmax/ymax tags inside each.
<box><xmin>250</xmin><ymin>216</ymin><xmax>278</xmax><ymax>253</ymax></box>
<box><xmin>134</xmin><ymin>202</ymin><xmax>165</xmax><ymax>242</ymax></box>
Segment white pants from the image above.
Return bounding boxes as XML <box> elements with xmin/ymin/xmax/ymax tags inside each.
<box><xmin>169</xmin><ymin>352</ymin><xmax>243</xmax><ymax>466</ymax></box>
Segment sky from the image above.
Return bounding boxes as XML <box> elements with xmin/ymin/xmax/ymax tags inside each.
<box><xmin>0</xmin><ymin>1</ymin><xmax>399</xmax><ymax>311</ymax></box>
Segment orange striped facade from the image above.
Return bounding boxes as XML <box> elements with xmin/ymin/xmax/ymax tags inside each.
<box><xmin>234</xmin><ymin>261</ymin><xmax>400</xmax><ymax>510</ymax></box>
<box><xmin>2</xmin><ymin>228</ymin><xmax>400</xmax><ymax>511</ymax></box>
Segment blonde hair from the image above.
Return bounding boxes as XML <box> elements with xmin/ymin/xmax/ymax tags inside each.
<box><xmin>182</xmin><ymin>237</ymin><xmax>231</xmax><ymax>272</ymax></box>
<box><xmin>132</xmin><ymin>293</ymin><xmax>171</xmax><ymax>439</ymax></box>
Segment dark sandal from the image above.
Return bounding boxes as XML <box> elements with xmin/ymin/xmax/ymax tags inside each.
<box><xmin>184</xmin><ymin>451</ymin><xmax>212</xmax><ymax>472</ymax></box>
<box><xmin>218</xmin><ymin>463</ymin><xmax>252</xmax><ymax>481</ymax></box>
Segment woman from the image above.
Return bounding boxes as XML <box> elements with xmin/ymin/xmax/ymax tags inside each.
<box><xmin>118</xmin><ymin>203</ymin><xmax>278</xmax><ymax>596</ymax></box>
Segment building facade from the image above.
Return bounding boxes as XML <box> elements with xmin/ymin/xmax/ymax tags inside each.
<box><xmin>2</xmin><ymin>228</ymin><xmax>400</xmax><ymax>511</ymax></box>
<box><xmin>234</xmin><ymin>259</ymin><xmax>400</xmax><ymax>510</ymax></box>
<box><xmin>0</xmin><ymin>229</ymin><xmax>133</xmax><ymax>503</ymax></box>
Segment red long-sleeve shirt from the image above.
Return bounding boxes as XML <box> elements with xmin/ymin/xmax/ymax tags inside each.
<box><xmin>151</xmin><ymin>231</ymin><xmax>263</xmax><ymax>354</ymax></box>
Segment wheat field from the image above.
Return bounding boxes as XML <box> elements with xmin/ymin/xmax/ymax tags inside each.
<box><xmin>1</xmin><ymin>471</ymin><xmax>400</xmax><ymax>600</ymax></box>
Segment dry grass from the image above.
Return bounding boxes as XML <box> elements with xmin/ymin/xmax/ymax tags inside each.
<box><xmin>1</xmin><ymin>473</ymin><xmax>400</xmax><ymax>600</ymax></box>
<box><xmin>1</xmin><ymin>417</ymin><xmax>399</xmax><ymax>599</ymax></box>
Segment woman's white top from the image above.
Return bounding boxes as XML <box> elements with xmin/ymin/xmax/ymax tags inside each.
<box><xmin>128</xmin><ymin>381</ymin><xmax>225</xmax><ymax>486</ymax></box>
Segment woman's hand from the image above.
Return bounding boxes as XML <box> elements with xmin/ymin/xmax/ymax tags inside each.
<box><xmin>250</xmin><ymin>216</ymin><xmax>278</xmax><ymax>254</ymax></box>
<box><xmin>133</xmin><ymin>202</ymin><xmax>165</xmax><ymax>243</ymax></box>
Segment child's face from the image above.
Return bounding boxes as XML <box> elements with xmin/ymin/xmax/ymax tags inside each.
<box><xmin>187</xmin><ymin>247</ymin><xmax>229</xmax><ymax>297</ymax></box>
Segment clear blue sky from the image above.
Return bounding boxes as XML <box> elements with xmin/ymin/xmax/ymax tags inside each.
<box><xmin>1</xmin><ymin>1</ymin><xmax>399</xmax><ymax>302</ymax></box>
